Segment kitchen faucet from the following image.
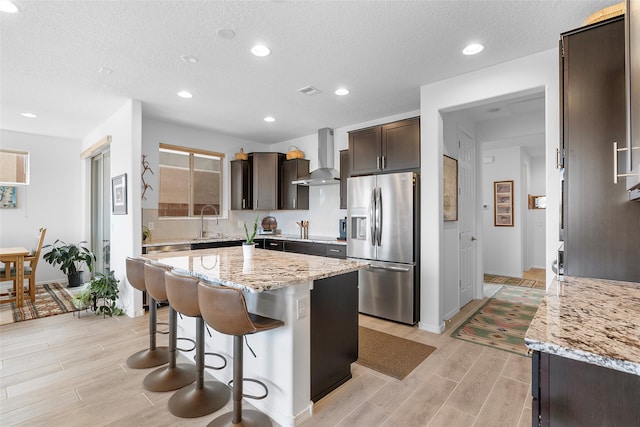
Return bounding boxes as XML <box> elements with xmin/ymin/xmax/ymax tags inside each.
<box><xmin>200</xmin><ymin>204</ymin><xmax>218</xmax><ymax>238</ymax></box>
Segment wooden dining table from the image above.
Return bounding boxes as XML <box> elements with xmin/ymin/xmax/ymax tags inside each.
<box><xmin>0</xmin><ymin>247</ymin><xmax>30</xmax><ymax>307</ymax></box>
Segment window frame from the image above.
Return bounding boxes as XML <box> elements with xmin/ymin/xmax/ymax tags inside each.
<box><xmin>0</xmin><ymin>149</ymin><xmax>30</xmax><ymax>185</ymax></box>
<box><xmin>158</xmin><ymin>143</ymin><xmax>225</xmax><ymax>219</ymax></box>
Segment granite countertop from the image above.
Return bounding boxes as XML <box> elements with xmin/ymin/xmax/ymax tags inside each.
<box><xmin>142</xmin><ymin>234</ymin><xmax>346</xmax><ymax>247</ymax></box>
<box><xmin>143</xmin><ymin>246</ymin><xmax>366</xmax><ymax>293</ymax></box>
<box><xmin>525</xmin><ymin>276</ymin><xmax>640</xmax><ymax>376</ymax></box>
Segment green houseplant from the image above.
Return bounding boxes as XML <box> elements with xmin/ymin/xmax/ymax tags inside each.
<box><xmin>242</xmin><ymin>214</ymin><xmax>259</xmax><ymax>259</ymax></box>
<box><xmin>43</xmin><ymin>239</ymin><xmax>96</xmax><ymax>287</ymax></box>
<box><xmin>73</xmin><ymin>270</ymin><xmax>123</xmax><ymax>317</ymax></box>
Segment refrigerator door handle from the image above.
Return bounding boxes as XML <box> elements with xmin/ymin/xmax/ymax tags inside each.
<box><xmin>368</xmin><ymin>265</ymin><xmax>411</xmax><ymax>272</ymax></box>
<box><xmin>370</xmin><ymin>188</ymin><xmax>376</xmax><ymax>246</ymax></box>
<box><xmin>375</xmin><ymin>187</ymin><xmax>382</xmax><ymax>246</ymax></box>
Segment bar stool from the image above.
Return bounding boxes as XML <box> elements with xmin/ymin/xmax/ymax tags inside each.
<box><xmin>143</xmin><ymin>262</ymin><xmax>196</xmax><ymax>392</ymax></box>
<box><xmin>198</xmin><ymin>282</ymin><xmax>284</xmax><ymax>427</ymax></box>
<box><xmin>164</xmin><ymin>271</ymin><xmax>230</xmax><ymax>418</ymax></box>
<box><xmin>125</xmin><ymin>257</ymin><xmax>169</xmax><ymax>369</ymax></box>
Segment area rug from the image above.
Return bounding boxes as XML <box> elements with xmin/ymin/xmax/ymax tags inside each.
<box><xmin>0</xmin><ymin>282</ymin><xmax>75</xmax><ymax>324</ymax></box>
<box><xmin>484</xmin><ymin>273</ymin><xmax>545</xmax><ymax>289</ymax></box>
<box><xmin>356</xmin><ymin>326</ymin><xmax>436</xmax><ymax>380</ymax></box>
<box><xmin>451</xmin><ymin>285</ymin><xmax>545</xmax><ymax>356</ymax></box>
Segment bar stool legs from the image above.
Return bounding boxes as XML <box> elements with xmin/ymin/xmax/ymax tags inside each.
<box><xmin>143</xmin><ymin>307</ymin><xmax>196</xmax><ymax>392</ymax></box>
<box><xmin>207</xmin><ymin>335</ymin><xmax>272</xmax><ymax>427</ymax></box>
<box><xmin>168</xmin><ymin>317</ymin><xmax>230</xmax><ymax>418</ymax></box>
<box><xmin>126</xmin><ymin>296</ymin><xmax>169</xmax><ymax>369</ymax></box>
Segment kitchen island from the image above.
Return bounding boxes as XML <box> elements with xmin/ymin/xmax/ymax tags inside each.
<box><xmin>143</xmin><ymin>246</ymin><xmax>366</xmax><ymax>426</ymax></box>
<box><xmin>525</xmin><ymin>276</ymin><xmax>640</xmax><ymax>426</ymax></box>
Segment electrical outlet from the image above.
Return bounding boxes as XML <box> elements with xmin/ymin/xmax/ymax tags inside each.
<box><xmin>148</xmin><ymin>222</ymin><xmax>154</xmax><ymax>230</ymax></box>
<box><xmin>238</xmin><ymin>221</ymin><xmax>244</xmax><ymax>229</ymax></box>
<box><xmin>296</xmin><ymin>297</ymin><xmax>307</xmax><ymax>319</ymax></box>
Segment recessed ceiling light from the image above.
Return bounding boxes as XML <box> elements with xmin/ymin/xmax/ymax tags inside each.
<box><xmin>251</xmin><ymin>45</ymin><xmax>271</xmax><ymax>57</ymax></box>
<box><xmin>177</xmin><ymin>91</ymin><xmax>193</xmax><ymax>98</ymax></box>
<box><xmin>181</xmin><ymin>55</ymin><xmax>198</xmax><ymax>63</ymax></box>
<box><xmin>21</xmin><ymin>112</ymin><xmax>37</xmax><ymax>118</ymax></box>
<box><xmin>335</xmin><ymin>88</ymin><xmax>350</xmax><ymax>96</ymax></box>
<box><xmin>217</xmin><ymin>28</ymin><xmax>236</xmax><ymax>39</ymax></box>
<box><xmin>264</xmin><ymin>116</ymin><xmax>275</xmax><ymax>122</ymax></box>
<box><xmin>0</xmin><ymin>1</ymin><xmax>18</xmax><ymax>13</ymax></box>
<box><xmin>463</xmin><ymin>43</ymin><xmax>484</xmax><ymax>55</ymax></box>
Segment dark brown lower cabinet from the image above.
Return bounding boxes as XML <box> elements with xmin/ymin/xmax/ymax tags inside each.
<box><xmin>532</xmin><ymin>351</ymin><xmax>640</xmax><ymax>426</ymax></box>
<box><xmin>310</xmin><ymin>271</ymin><xmax>358</xmax><ymax>402</ymax></box>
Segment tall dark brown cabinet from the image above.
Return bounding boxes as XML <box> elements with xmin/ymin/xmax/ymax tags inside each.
<box><xmin>230</xmin><ymin>159</ymin><xmax>252</xmax><ymax>210</ymax></box>
<box><xmin>281</xmin><ymin>158</ymin><xmax>309</xmax><ymax>210</ymax></box>
<box><xmin>561</xmin><ymin>16</ymin><xmax>640</xmax><ymax>282</ymax></box>
<box><xmin>250</xmin><ymin>152</ymin><xmax>284</xmax><ymax>210</ymax></box>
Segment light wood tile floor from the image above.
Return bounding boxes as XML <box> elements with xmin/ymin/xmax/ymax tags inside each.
<box><xmin>0</xmin><ymin>298</ymin><xmax>532</xmax><ymax>426</ymax></box>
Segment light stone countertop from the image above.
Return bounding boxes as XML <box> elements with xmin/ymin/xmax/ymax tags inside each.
<box><xmin>525</xmin><ymin>276</ymin><xmax>640</xmax><ymax>376</ymax></box>
<box><xmin>143</xmin><ymin>246</ymin><xmax>365</xmax><ymax>293</ymax></box>
<box><xmin>142</xmin><ymin>234</ymin><xmax>346</xmax><ymax>248</ymax></box>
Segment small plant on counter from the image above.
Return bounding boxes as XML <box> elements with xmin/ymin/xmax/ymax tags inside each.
<box><xmin>73</xmin><ymin>270</ymin><xmax>123</xmax><ymax>317</ymax></box>
<box><xmin>244</xmin><ymin>214</ymin><xmax>259</xmax><ymax>245</ymax></box>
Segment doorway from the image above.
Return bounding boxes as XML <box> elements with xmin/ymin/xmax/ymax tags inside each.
<box><xmin>443</xmin><ymin>90</ymin><xmax>546</xmax><ymax>318</ymax></box>
<box><xmin>91</xmin><ymin>151</ymin><xmax>111</xmax><ymax>275</ymax></box>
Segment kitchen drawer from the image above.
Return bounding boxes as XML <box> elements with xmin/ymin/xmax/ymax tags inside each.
<box><xmin>264</xmin><ymin>239</ymin><xmax>284</xmax><ymax>251</ymax></box>
<box><xmin>325</xmin><ymin>244</ymin><xmax>346</xmax><ymax>259</ymax></box>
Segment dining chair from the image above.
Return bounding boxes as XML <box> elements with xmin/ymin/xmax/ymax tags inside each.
<box><xmin>0</xmin><ymin>227</ymin><xmax>47</xmax><ymax>303</ymax></box>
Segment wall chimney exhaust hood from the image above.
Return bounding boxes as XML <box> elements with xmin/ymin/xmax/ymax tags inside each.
<box><xmin>292</xmin><ymin>128</ymin><xmax>340</xmax><ymax>186</ymax></box>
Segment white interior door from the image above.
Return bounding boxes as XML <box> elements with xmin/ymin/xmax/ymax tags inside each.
<box><xmin>458</xmin><ymin>127</ymin><xmax>475</xmax><ymax>307</ymax></box>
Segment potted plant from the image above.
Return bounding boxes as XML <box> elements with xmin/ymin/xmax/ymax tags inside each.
<box><xmin>242</xmin><ymin>214</ymin><xmax>259</xmax><ymax>259</ymax></box>
<box><xmin>43</xmin><ymin>239</ymin><xmax>96</xmax><ymax>287</ymax></box>
<box><xmin>73</xmin><ymin>270</ymin><xmax>123</xmax><ymax>317</ymax></box>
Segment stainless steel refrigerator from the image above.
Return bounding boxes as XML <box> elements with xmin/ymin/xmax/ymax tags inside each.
<box><xmin>347</xmin><ymin>172</ymin><xmax>419</xmax><ymax>325</ymax></box>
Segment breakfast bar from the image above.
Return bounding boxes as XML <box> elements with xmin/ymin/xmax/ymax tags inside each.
<box><xmin>143</xmin><ymin>246</ymin><xmax>367</xmax><ymax>426</ymax></box>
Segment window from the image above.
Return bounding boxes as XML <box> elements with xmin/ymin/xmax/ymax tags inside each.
<box><xmin>158</xmin><ymin>144</ymin><xmax>224</xmax><ymax>218</ymax></box>
<box><xmin>0</xmin><ymin>149</ymin><xmax>29</xmax><ymax>185</ymax></box>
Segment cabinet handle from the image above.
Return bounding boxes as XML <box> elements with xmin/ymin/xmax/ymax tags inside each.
<box><xmin>242</xmin><ymin>199</ymin><xmax>246</xmax><ymax>209</ymax></box>
<box><xmin>269</xmin><ymin>243</ymin><xmax>278</xmax><ymax>247</ymax></box>
<box><xmin>293</xmin><ymin>198</ymin><xmax>296</xmax><ymax>209</ymax></box>
<box><xmin>614</xmin><ymin>142</ymin><xmax>640</xmax><ymax>183</ymax></box>
<box><xmin>556</xmin><ymin>148</ymin><xmax>561</xmax><ymax>169</ymax></box>
<box><xmin>328</xmin><ymin>249</ymin><xmax>341</xmax><ymax>253</ymax></box>
<box><xmin>376</xmin><ymin>156</ymin><xmax>380</xmax><ymax>169</ymax></box>
<box><xmin>382</xmin><ymin>156</ymin><xmax>386</xmax><ymax>169</ymax></box>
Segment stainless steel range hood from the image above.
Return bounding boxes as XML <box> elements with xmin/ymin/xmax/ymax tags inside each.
<box><xmin>292</xmin><ymin>127</ymin><xmax>340</xmax><ymax>186</ymax></box>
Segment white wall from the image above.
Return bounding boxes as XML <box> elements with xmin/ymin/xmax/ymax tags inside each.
<box><xmin>0</xmin><ymin>130</ymin><xmax>82</xmax><ymax>283</ymax></box>
<box><xmin>481</xmin><ymin>146</ymin><xmax>523</xmax><ymax>278</ymax></box>
<box><xmin>81</xmin><ymin>100</ymin><xmax>142</xmax><ymax>317</ymax></box>
<box><xmin>527</xmin><ymin>156</ymin><xmax>546</xmax><ymax>269</ymax></box>
<box><xmin>419</xmin><ymin>49</ymin><xmax>559</xmax><ymax>333</ymax></box>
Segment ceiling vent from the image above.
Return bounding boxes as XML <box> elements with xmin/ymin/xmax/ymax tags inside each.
<box><xmin>298</xmin><ymin>85</ymin><xmax>322</xmax><ymax>96</ymax></box>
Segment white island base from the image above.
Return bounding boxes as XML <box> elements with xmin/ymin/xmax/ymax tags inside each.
<box><xmin>176</xmin><ymin>281</ymin><xmax>312</xmax><ymax>427</ymax></box>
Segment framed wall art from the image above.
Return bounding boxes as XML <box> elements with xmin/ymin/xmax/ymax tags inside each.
<box><xmin>494</xmin><ymin>180</ymin><xmax>513</xmax><ymax>226</ymax></box>
<box><xmin>443</xmin><ymin>155</ymin><xmax>458</xmax><ymax>221</ymax></box>
<box><xmin>111</xmin><ymin>173</ymin><xmax>127</xmax><ymax>215</ymax></box>
<box><xmin>0</xmin><ymin>186</ymin><xmax>17</xmax><ymax>208</ymax></box>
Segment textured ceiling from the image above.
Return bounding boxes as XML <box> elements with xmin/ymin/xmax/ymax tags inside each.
<box><xmin>0</xmin><ymin>0</ymin><xmax>619</xmax><ymax>144</ymax></box>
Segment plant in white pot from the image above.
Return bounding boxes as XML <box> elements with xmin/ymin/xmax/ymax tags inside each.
<box><xmin>243</xmin><ymin>214</ymin><xmax>259</xmax><ymax>259</ymax></box>
<box><xmin>43</xmin><ymin>239</ymin><xmax>96</xmax><ymax>287</ymax></box>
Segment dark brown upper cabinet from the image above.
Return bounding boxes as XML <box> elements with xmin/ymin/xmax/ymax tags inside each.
<box><xmin>339</xmin><ymin>149</ymin><xmax>349</xmax><ymax>209</ymax></box>
<box><xmin>251</xmin><ymin>152</ymin><xmax>284</xmax><ymax>211</ymax></box>
<box><xmin>561</xmin><ymin>16</ymin><xmax>640</xmax><ymax>282</ymax></box>
<box><xmin>281</xmin><ymin>158</ymin><xmax>310</xmax><ymax>210</ymax></box>
<box><xmin>230</xmin><ymin>159</ymin><xmax>252</xmax><ymax>210</ymax></box>
<box><xmin>348</xmin><ymin>117</ymin><xmax>420</xmax><ymax>176</ymax></box>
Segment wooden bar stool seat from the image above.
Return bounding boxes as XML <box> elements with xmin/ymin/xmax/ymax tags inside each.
<box><xmin>142</xmin><ymin>262</ymin><xmax>196</xmax><ymax>392</ymax></box>
<box><xmin>198</xmin><ymin>282</ymin><xmax>284</xmax><ymax>427</ymax></box>
<box><xmin>125</xmin><ymin>257</ymin><xmax>169</xmax><ymax>369</ymax></box>
<box><xmin>164</xmin><ymin>271</ymin><xmax>230</xmax><ymax>418</ymax></box>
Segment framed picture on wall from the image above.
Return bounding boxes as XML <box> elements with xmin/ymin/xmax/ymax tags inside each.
<box><xmin>111</xmin><ymin>173</ymin><xmax>127</xmax><ymax>215</ymax></box>
<box><xmin>0</xmin><ymin>186</ymin><xmax>17</xmax><ymax>208</ymax></box>
<box><xmin>443</xmin><ymin>155</ymin><xmax>458</xmax><ymax>221</ymax></box>
<box><xmin>494</xmin><ymin>180</ymin><xmax>513</xmax><ymax>226</ymax></box>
